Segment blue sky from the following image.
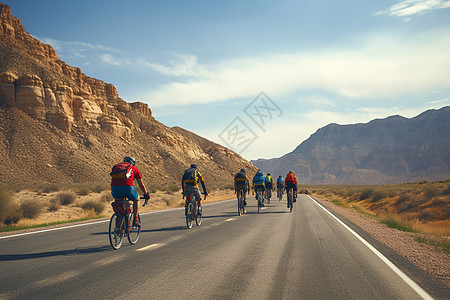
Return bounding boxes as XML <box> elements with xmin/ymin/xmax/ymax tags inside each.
<box><xmin>3</xmin><ymin>0</ymin><xmax>450</xmax><ymax>160</ymax></box>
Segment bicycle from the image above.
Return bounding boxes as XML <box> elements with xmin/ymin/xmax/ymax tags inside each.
<box><xmin>266</xmin><ymin>187</ymin><xmax>272</xmax><ymax>204</ymax></box>
<box><xmin>109</xmin><ymin>197</ymin><xmax>143</xmax><ymax>250</ymax></box>
<box><xmin>236</xmin><ymin>187</ymin><xmax>247</xmax><ymax>216</ymax></box>
<box><xmin>256</xmin><ymin>188</ymin><xmax>264</xmax><ymax>214</ymax></box>
<box><xmin>185</xmin><ymin>191</ymin><xmax>206</xmax><ymax>229</ymax></box>
<box><xmin>277</xmin><ymin>187</ymin><xmax>283</xmax><ymax>201</ymax></box>
<box><xmin>286</xmin><ymin>188</ymin><xmax>293</xmax><ymax>213</ymax></box>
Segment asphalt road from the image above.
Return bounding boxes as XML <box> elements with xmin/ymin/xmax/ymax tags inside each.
<box><xmin>0</xmin><ymin>195</ymin><xmax>442</xmax><ymax>299</ymax></box>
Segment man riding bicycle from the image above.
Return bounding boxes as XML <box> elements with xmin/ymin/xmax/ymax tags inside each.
<box><xmin>265</xmin><ymin>173</ymin><xmax>273</xmax><ymax>195</ymax></box>
<box><xmin>284</xmin><ymin>170</ymin><xmax>298</xmax><ymax>207</ymax></box>
<box><xmin>182</xmin><ymin>164</ymin><xmax>208</xmax><ymax>215</ymax></box>
<box><xmin>252</xmin><ymin>169</ymin><xmax>266</xmax><ymax>206</ymax></box>
<box><xmin>234</xmin><ymin>168</ymin><xmax>250</xmax><ymax>205</ymax></box>
<box><xmin>277</xmin><ymin>175</ymin><xmax>284</xmax><ymax>197</ymax></box>
<box><xmin>110</xmin><ymin>156</ymin><xmax>149</xmax><ymax>228</ymax></box>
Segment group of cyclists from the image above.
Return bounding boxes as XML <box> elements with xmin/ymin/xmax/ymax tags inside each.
<box><xmin>110</xmin><ymin>156</ymin><xmax>299</xmax><ymax>227</ymax></box>
<box><xmin>234</xmin><ymin>168</ymin><xmax>298</xmax><ymax>209</ymax></box>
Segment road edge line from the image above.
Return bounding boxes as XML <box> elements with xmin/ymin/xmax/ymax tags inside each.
<box><xmin>307</xmin><ymin>195</ymin><xmax>434</xmax><ymax>300</ymax></box>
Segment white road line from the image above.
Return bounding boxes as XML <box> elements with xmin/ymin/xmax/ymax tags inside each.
<box><xmin>137</xmin><ymin>243</ymin><xmax>163</xmax><ymax>252</ymax></box>
<box><xmin>0</xmin><ymin>199</ymin><xmax>237</xmax><ymax>240</ymax></box>
<box><xmin>307</xmin><ymin>195</ymin><xmax>434</xmax><ymax>300</ymax></box>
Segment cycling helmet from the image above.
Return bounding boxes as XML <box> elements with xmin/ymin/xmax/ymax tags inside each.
<box><xmin>267</xmin><ymin>173</ymin><xmax>271</xmax><ymax>176</ymax></box>
<box><xmin>190</xmin><ymin>163</ymin><xmax>198</xmax><ymax>169</ymax></box>
<box><xmin>288</xmin><ymin>170</ymin><xmax>294</xmax><ymax>174</ymax></box>
<box><xmin>124</xmin><ymin>156</ymin><xmax>135</xmax><ymax>166</ymax></box>
<box><xmin>240</xmin><ymin>168</ymin><xmax>246</xmax><ymax>173</ymax></box>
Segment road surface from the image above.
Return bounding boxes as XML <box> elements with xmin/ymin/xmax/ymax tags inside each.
<box><xmin>0</xmin><ymin>195</ymin><xmax>443</xmax><ymax>299</ymax></box>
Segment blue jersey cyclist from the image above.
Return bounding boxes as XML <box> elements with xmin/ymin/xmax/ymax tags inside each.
<box><xmin>252</xmin><ymin>169</ymin><xmax>266</xmax><ymax>205</ymax></box>
<box><xmin>110</xmin><ymin>156</ymin><xmax>150</xmax><ymax>228</ymax></box>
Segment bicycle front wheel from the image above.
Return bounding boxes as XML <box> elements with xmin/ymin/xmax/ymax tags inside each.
<box><xmin>186</xmin><ymin>202</ymin><xmax>193</xmax><ymax>229</ymax></box>
<box><xmin>109</xmin><ymin>214</ymin><xmax>124</xmax><ymax>250</ymax></box>
<box><xmin>127</xmin><ymin>213</ymin><xmax>141</xmax><ymax>245</ymax></box>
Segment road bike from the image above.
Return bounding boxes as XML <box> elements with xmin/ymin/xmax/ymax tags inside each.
<box><xmin>109</xmin><ymin>198</ymin><xmax>142</xmax><ymax>250</ymax></box>
<box><xmin>277</xmin><ymin>187</ymin><xmax>283</xmax><ymax>201</ymax></box>
<box><xmin>256</xmin><ymin>188</ymin><xmax>264</xmax><ymax>214</ymax></box>
<box><xmin>185</xmin><ymin>191</ymin><xmax>206</xmax><ymax>229</ymax></box>
<box><xmin>266</xmin><ymin>187</ymin><xmax>272</xmax><ymax>204</ymax></box>
<box><xmin>286</xmin><ymin>188</ymin><xmax>294</xmax><ymax>213</ymax></box>
<box><xmin>236</xmin><ymin>187</ymin><xmax>247</xmax><ymax>216</ymax></box>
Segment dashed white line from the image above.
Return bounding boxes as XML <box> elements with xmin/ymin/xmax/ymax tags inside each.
<box><xmin>137</xmin><ymin>243</ymin><xmax>163</xmax><ymax>252</ymax></box>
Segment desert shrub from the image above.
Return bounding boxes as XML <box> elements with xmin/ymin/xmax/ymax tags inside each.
<box><xmin>0</xmin><ymin>184</ymin><xmax>22</xmax><ymax>225</ymax></box>
<box><xmin>92</xmin><ymin>184</ymin><xmax>107</xmax><ymax>193</ymax></box>
<box><xmin>75</xmin><ymin>185</ymin><xmax>90</xmax><ymax>196</ymax></box>
<box><xmin>371</xmin><ymin>191</ymin><xmax>386</xmax><ymax>203</ymax></box>
<box><xmin>441</xmin><ymin>184</ymin><xmax>450</xmax><ymax>196</ymax></box>
<box><xmin>42</xmin><ymin>184</ymin><xmax>61</xmax><ymax>194</ymax></box>
<box><xmin>395</xmin><ymin>193</ymin><xmax>411</xmax><ymax>205</ymax></box>
<box><xmin>56</xmin><ymin>192</ymin><xmax>76</xmax><ymax>205</ymax></box>
<box><xmin>81</xmin><ymin>200</ymin><xmax>105</xmax><ymax>215</ymax></box>
<box><xmin>163</xmin><ymin>184</ymin><xmax>180</xmax><ymax>194</ymax></box>
<box><xmin>359</xmin><ymin>188</ymin><xmax>375</xmax><ymax>201</ymax></box>
<box><xmin>21</xmin><ymin>200</ymin><xmax>42</xmax><ymax>219</ymax></box>
<box><xmin>423</xmin><ymin>187</ymin><xmax>439</xmax><ymax>200</ymax></box>
<box><xmin>48</xmin><ymin>198</ymin><xmax>61</xmax><ymax>212</ymax></box>
<box><xmin>100</xmin><ymin>191</ymin><xmax>114</xmax><ymax>202</ymax></box>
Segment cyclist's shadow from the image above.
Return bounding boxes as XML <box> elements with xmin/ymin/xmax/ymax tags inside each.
<box><xmin>0</xmin><ymin>246</ymin><xmax>110</xmax><ymax>261</ymax></box>
<box><xmin>140</xmin><ymin>226</ymin><xmax>186</xmax><ymax>233</ymax></box>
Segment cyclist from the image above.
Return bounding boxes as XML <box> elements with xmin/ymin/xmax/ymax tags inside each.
<box><xmin>277</xmin><ymin>175</ymin><xmax>284</xmax><ymax>198</ymax></box>
<box><xmin>284</xmin><ymin>170</ymin><xmax>298</xmax><ymax>208</ymax></box>
<box><xmin>265</xmin><ymin>173</ymin><xmax>273</xmax><ymax>199</ymax></box>
<box><xmin>252</xmin><ymin>169</ymin><xmax>266</xmax><ymax>206</ymax></box>
<box><xmin>182</xmin><ymin>164</ymin><xmax>208</xmax><ymax>215</ymax></box>
<box><xmin>110</xmin><ymin>156</ymin><xmax>150</xmax><ymax>228</ymax></box>
<box><xmin>234</xmin><ymin>168</ymin><xmax>250</xmax><ymax>205</ymax></box>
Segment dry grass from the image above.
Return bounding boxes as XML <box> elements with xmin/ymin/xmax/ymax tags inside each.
<box><xmin>0</xmin><ymin>184</ymin><xmax>235</xmax><ymax>232</ymax></box>
<box><xmin>303</xmin><ymin>178</ymin><xmax>450</xmax><ymax>237</ymax></box>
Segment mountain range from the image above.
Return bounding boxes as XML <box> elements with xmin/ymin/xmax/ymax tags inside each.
<box><xmin>0</xmin><ymin>3</ymin><xmax>256</xmax><ymax>185</ymax></box>
<box><xmin>252</xmin><ymin>107</ymin><xmax>450</xmax><ymax>184</ymax></box>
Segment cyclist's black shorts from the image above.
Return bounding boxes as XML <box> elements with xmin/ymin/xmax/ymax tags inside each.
<box><xmin>254</xmin><ymin>184</ymin><xmax>265</xmax><ymax>192</ymax></box>
<box><xmin>285</xmin><ymin>182</ymin><xmax>297</xmax><ymax>192</ymax></box>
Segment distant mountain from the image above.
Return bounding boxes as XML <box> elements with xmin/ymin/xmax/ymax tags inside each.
<box><xmin>252</xmin><ymin>107</ymin><xmax>450</xmax><ymax>184</ymax></box>
<box><xmin>0</xmin><ymin>3</ymin><xmax>256</xmax><ymax>185</ymax></box>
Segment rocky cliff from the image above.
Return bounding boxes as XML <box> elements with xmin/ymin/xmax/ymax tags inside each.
<box><xmin>253</xmin><ymin>107</ymin><xmax>450</xmax><ymax>184</ymax></box>
<box><xmin>0</xmin><ymin>3</ymin><xmax>256</xmax><ymax>185</ymax></box>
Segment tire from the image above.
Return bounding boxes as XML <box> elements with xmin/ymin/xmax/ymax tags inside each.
<box><xmin>127</xmin><ymin>213</ymin><xmax>141</xmax><ymax>245</ymax></box>
<box><xmin>195</xmin><ymin>207</ymin><xmax>202</xmax><ymax>226</ymax></box>
<box><xmin>186</xmin><ymin>202</ymin><xmax>193</xmax><ymax>229</ymax></box>
<box><xmin>237</xmin><ymin>197</ymin><xmax>241</xmax><ymax>216</ymax></box>
<box><xmin>109</xmin><ymin>214</ymin><xmax>123</xmax><ymax>250</ymax></box>
<box><xmin>290</xmin><ymin>199</ymin><xmax>293</xmax><ymax>213</ymax></box>
<box><xmin>257</xmin><ymin>191</ymin><xmax>261</xmax><ymax>214</ymax></box>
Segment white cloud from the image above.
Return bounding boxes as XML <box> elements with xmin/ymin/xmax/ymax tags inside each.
<box><xmin>145</xmin><ymin>28</ymin><xmax>450</xmax><ymax>108</ymax></box>
<box><xmin>35</xmin><ymin>36</ymin><xmax>121</xmax><ymax>53</ymax></box>
<box><xmin>100</xmin><ymin>54</ymin><xmax>121</xmax><ymax>66</ymax></box>
<box><xmin>375</xmin><ymin>0</ymin><xmax>450</xmax><ymax>17</ymax></box>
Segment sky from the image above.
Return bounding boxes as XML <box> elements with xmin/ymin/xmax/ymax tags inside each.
<box><xmin>3</xmin><ymin>0</ymin><xmax>450</xmax><ymax>160</ymax></box>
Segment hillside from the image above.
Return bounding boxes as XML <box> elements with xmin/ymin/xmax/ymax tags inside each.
<box><xmin>0</xmin><ymin>3</ymin><xmax>256</xmax><ymax>186</ymax></box>
<box><xmin>253</xmin><ymin>107</ymin><xmax>450</xmax><ymax>184</ymax></box>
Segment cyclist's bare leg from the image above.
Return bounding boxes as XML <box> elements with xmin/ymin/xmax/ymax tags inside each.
<box><xmin>133</xmin><ymin>199</ymin><xmax>139</xmax><ymax>219</ymax></box>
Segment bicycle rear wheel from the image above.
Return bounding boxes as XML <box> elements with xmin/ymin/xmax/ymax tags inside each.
<box><xmin>109</xmin><ymin>214</ymin><xmax>124</xmax><ymax>250</ymax></box>
<box><xmin>127</xmin><ymin>213</ymin><xmax>141</xmax><ymax>245</ymax></box>
<box><xmin>257</xmin><ymin>191</ymin><xmax>261</xmax><ymax>214</ymax></box>
<box><xmin>195</xmin><ymin>201</ymin><xmax>202</xmax><ymax>226</ymax></box>
<box><xmin>186</xmin><ymin>202</ymin><xmax>193</xmax><ymax>229</ymax></box>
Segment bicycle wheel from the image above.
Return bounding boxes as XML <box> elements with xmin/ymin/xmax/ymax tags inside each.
<box><xmin>186</xmin><ymin>202</ymin><xmax>193</xmax><ymax>229</ymax></box>
<box><xmin>127</xmin><ymin>213</ymin><xmax>141</xmax><ymax>245</ymax></box>
<box><xmin>237</xmin><ymin>196</ymin><xmax>241</xmax><ymax>216</ymax></box>
<box><xmin>195</xmin><ymin>201</ymin><xmax>202</xmax><ymax>226</ymax></box>
<box><xmin>109</xmin><ymin>214</ymin><xmax>124</xmax><ymax>250</ymax></box>
<box><xmin>257</xmin><ymin>191</ymin><xmax>261</xmax><ymax>214</ymax></box>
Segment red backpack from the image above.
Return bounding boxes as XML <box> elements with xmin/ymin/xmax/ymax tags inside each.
<box><xmin>110</xmin><ymin>162</ymin><xmax>133</xmax><ymax>179</ymax></box>
<box><xmin>285</xmin><ymin>173</ymin><xmax>296</xmax><ymax>183</ymax></box>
